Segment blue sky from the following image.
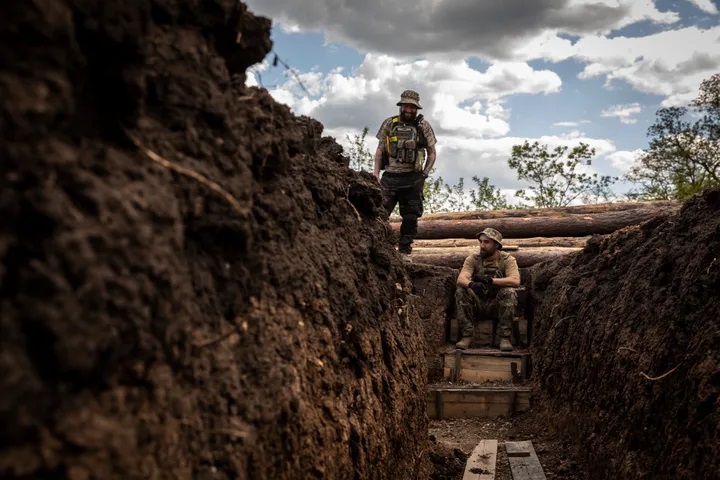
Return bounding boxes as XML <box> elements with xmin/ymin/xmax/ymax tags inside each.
<box><xmin>245</xmin><ymin>0</ymin><xmax>720</xmax><ymax>203</ymax></box>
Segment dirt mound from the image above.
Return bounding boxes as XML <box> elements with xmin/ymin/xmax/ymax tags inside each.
<box><xmin>0</xmin><ymin>2</ymin><xmax>430</xmax><ymax>479</ymax></box>
<box><xmin>529</xmin><ymin>190</ymin><xmax>720</xmax><ymax>479</ymax></box>
<box><xmin>406</xmin><ymin>263</ymin><xmax>458</xmax><ymax>381</ymax></box>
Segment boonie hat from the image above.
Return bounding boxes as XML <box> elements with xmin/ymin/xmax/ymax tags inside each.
<box><xmin>477</xmin><ymin>228</ymin><xmax>503</xmax><ymax>248</ymax></box>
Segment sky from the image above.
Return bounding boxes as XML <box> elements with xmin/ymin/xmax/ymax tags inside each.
<box><xmin>243</xmin><ymin>0</ymin><xmax>720</xmax><ymax>203</ymax></box>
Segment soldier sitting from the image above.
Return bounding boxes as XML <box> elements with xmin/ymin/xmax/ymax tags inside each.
<box><xmin>454</xmin><ymin>228</ymin><xmax>521</xmax><ymax>352</ymax></box>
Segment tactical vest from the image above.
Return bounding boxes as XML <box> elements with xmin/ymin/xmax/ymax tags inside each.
<box><xmin>384</xmin><ymin>115</ymin><xmax>427</xmax><ymax>172</ymax></box>
<box><xmin>474</xmin><ymin>251</ymin><xmax>512</xmax><ymax>279</ymax></box>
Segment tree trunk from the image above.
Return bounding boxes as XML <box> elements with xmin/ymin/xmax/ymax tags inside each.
<box><xmin>393</xmin><ymin>204</ymin><xmax>678</xmax><ymax>239</ymax></box>
<box><xmin>412</xmin><ymin>236</ymin><xmax>591</xmax><ymax>249</ymax></box>
<box><xmin>409</xmin><ymin>247</ymin><xmax>581</xmax><ymax>269</ymax></box>
<box><xmin>389</xmin><ymin>200</ymin><xmax>678</xmax><ymax>222</ymax></box>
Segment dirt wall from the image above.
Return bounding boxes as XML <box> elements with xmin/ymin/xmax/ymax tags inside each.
<box><xmin>529</xmin><ymin>190</ymin><xmax>720</xmax><ymax>479</ymax></box>
<box><xmin>0</xmin><ymin>1</ymin><xmax>430</xmax><ymax>479</ymax></box>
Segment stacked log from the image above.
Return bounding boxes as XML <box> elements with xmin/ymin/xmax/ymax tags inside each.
<box><xmin>400</xmin><ymin>201</ymin><xmax>680</xmax><ymax>269</ymax></box>
<box><xmin>412</xmin><ymin>236</ymin><xmax>590</xmax><ymax>249</ymax></box>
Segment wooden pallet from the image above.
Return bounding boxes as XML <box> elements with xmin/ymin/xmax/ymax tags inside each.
<box><xmin>427</xmin><ymin>386</ymin><xmax>531</xmax><ymax>420</ymax></box>
<box><xmin>442</xmin><ymin>349</ymin><xmax>530</xmax><ymax>383</ymax></box>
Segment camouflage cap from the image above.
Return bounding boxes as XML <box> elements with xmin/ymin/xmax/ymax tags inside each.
<box><xmin>396</xmin><ymin>89</ymin><xmax>423</xmax><ymax>109</ymax></box>
<box><xmin>477</xmin><ymin>227</ymin><xmax>503</xmax><ymax>248</ymax></box>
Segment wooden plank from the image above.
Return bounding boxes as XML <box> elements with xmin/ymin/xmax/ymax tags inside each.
<box><xmin>442</xmin><ymin>348</ymin><xmax>529</xmax><ymax>357</ymax></box>
<box><xmin>507</xmin><ymin>441</ymin><xmax>546</xmax><ymax>479</ymax></box>
<box><xmin>435</xmin><ymin>390</ymin><xmax>444</xmax><ymax>420</ymax></box>
<box><xmin>463</xmin><ymin>439</ymin><xmax>498</xmax><ymax>480</ymax></box>
<box><xmin>443</xmin><ymin>352</ymin><xmax>529</xmax><ymax>367</ymax></box>
<box><xmin>454</xmin><ymin>350</ymin><xmax>462</xmax><ymax>382</ymax></box>
<box><xmin>459</xmin><ymin>369</ymin><xmax>512</xmax><ymax>382</ymax></box>
<box><xmin>426</xmin><ymin>387</ymin><xmax>531</xmax><ymax>419</ymax></box>
<box><xmin>505</xmin><ymin>441</ymin><xmax>531</xmax><ymax>457</ymax></box>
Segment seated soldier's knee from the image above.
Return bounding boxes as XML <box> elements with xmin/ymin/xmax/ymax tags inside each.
<box><xmin>455</xmin><ymin>286</ymin><xmax>471</xmax><ymax>301</ymax></box>
<box><xmin>496</xmin><ymin>287</ymin><xmax>518</xmax><ymax>304</ymax></box>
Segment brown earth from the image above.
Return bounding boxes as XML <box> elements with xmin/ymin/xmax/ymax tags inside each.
<box><xmin>406</xmin><ymin>263</ymin><xmax>458</xmax><ymax>382</ymax></box>
<box><xmin>429</xmin><ymin>408</ymin><xmax>587</xmax><ymax>480</ymax></box>
<box><xmin>0</xmin><ymin>1</ymin><xmax>434</xmax><ymax>479</ymax></box>
<box><xmin>528</xmin><ymin>189</ymin><xmax>720</xmax><ymax>480</ymax></box>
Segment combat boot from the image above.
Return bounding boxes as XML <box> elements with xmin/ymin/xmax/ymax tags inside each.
<box><xmin>398</xmin><ymin>235</ymin><xmax>413</xmax><ymax>255</ymax></box>
<box><xmin>455</xmin><ymin>336</ymin><xmax>472</xmax><ymax>350</ymax></box>
<box><xmin>499</xmin><ymin>337</ymin><xmax>513</xmax><ymax>352</ymax></box>
<box><xmin>398</xmin><ymin>243</ymin><xmax>412</xmax><ymax>255</ymax></box>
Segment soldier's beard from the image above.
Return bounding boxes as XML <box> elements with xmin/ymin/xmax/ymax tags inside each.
<box><xmin>480</xmin><ymin>247</ymin><xmax>496</xmax><ymax>259</ymax></box>
<box><xmin>400</xmin><ymin>110</ymin><xmax>416</xmax><ymax>122</ymax></box>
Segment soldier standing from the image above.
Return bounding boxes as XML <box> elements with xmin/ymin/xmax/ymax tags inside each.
<box><xmin>454</xmin><ymin>228</ymin><xmax>521</xmax><ymax>351</ymax></box>
<box><xmin>373</xmin><ymin>90</ymin><xmax>437</xmax><ymax>255</ymax></box>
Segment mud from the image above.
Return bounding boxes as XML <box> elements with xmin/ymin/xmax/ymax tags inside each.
<box><xmin>0</xmin><ymin>2</ymin><xmax>431</xmax><ymax>479</ymax></box>
<box><xmin>529</xmin><ymin>189</ymin><xmax>720</xmax><ymax>479</ymax></box>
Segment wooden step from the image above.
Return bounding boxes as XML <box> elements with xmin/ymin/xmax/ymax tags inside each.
<box><xmin>442</xmin><ymin>349</ymin><xmax>530</xmax><ymax>383</ymax></box>
<box><xmin>427</xmin><ymin>385</ymin><xmax>531</xmax><ymax>419</ymax></box>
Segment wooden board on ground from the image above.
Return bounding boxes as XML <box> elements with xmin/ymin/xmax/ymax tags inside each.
<box><xmin>505</xmin><ymin>441</ymin><xmax>546</xmax><ymax>480</ymax></box>
<box><xmin>426</xmin><ymin>386</ymin><xmax>531</xmax><ymax>420</ymax></box>
<box><xmin>463</xmin><ymin>439</ymin><xmax>498</xmax><ymax>480</ymax></box>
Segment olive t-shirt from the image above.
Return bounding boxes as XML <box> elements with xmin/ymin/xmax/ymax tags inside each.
<box><xmin>460</xmin><ymin>251</ymin><xmax>520</xmax><ymax>280</ymax></box>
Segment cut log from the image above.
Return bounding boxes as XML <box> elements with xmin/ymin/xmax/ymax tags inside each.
<box><xmin>412</xmin><ymin>236</ymin><xmax>591</xmax><ymax>249</ymax></box>
<box><xmin>409</xmin><ymin>247</ymin><xmax>580</xmax><ymax>269</ymax></box>
<box><xmin>393</xmin><ymin>205</ymin><xmax>678</xmax><ymax>239</ymax></box>
<box><xmin>389</xmin><ymin>200</ymin><xmax>678</xmax><ymax>222</ymax></box>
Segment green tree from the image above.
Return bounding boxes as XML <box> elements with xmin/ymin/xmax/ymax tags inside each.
<box><xmin>422</xmin><ymin>174</ymin><xmax>511</xmax><ymax>213</ymax></box>
<box><xmin>626</xmin><ymin>73</ymin><xmax>720</xmax><ymax>200</ymax></box>
<box><xmin>423</xmin><ymin>170</ymin><xmax>451</xmax><ymax>213</ymax></box>
<box><xmin>508</xmin><ymin>141</ymin><xmax>616</xmax><ymax>207</ymax></box>
<box><xmin>346</xmin><ymin>126</ymin><xmax>374</xmax><ymax>172</ymax></box>
<box><xmin>469</xmin><ymin>176</ymin><xmax>512</xmax><ymax>210</ymax></box>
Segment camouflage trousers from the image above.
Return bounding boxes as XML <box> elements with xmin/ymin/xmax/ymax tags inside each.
<box><xmin>455</xmin><ymin>287</ymin><xmax>518</xmax><ymax>339</ymax></box>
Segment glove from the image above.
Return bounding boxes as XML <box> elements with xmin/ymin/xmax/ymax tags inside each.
<box><xmin>473</xmin><ymin>275</ymin><xmax>494</xmax><ymax>288</ymax></box>
<box><xmin>469</xmin><ymin>281</ymin><xmax>486</xmax><ymax>297</ymax></box>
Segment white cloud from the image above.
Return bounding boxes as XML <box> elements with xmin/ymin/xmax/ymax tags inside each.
<box><xmin>687</xmin><ymin>0</ymin><xmax>719</xmax><ymax>14</ymax></box>
<box><xmin>245</xmin><ymin>0</ymin><xmax>679</xmax><ymax>60</ymax></box>
<box><xmin>264</xmin><ymin>54</ymin><xmax>562</xmax><ymax>141</ymax></box>
<box><xmin>554</xmin><ymin>120</ymin><xmax>591</xmax><ymax>127</ymax></box>
<box><xmin>606</xmin><ymin>149</ymin><xmax>644</xmax><ymax>173</ymax></box>
<box><xmin>601</xmin><ymin>103</ymin><xmax>642</xmax><ymax>124</ymax></box>
<box><xmin>574</xmin><ymin>26</ymin><xmax>720</xmax><ymax>106</ymax></box>
<box><xmin>253</xmin><ymin>52</ymin><xmax>626</xmax><ymax>191</ymax></box>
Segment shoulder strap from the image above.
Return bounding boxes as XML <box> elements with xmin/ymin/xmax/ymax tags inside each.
<box><xmin>415</xmin><ymin>114</ymin><xmax>427</xmax><ymax>148</ymax></box>
<box><xmin>498</xmin><ymin>252</ymin><xmax>511</xmax><ymax>275</ymax></box>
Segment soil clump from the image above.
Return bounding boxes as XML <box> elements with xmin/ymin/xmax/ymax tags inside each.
<box><xmin>1</xmin><ymin>2</ymin><xmax>431</xmax><ymax>478</ymax></box>
<box><xmin>529</xmin><ymin>189</ymin><xmax>720</xmax><ymax>479</ymax></box>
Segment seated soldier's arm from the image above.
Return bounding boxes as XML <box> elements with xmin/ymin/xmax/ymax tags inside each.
<box><xmin>456</xmin><ymin>255</ymin><xmax>475</xmax><ymax>288</ymax></box>
<box><xmin>492</xmin><ymin>275</ymin><xmax>520</xmax><ymax>288</ymax></box>
<box><xmin>457</xmin><ymin>270</ymin><xmax>472</xmax><ymax>288</ymax></box>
